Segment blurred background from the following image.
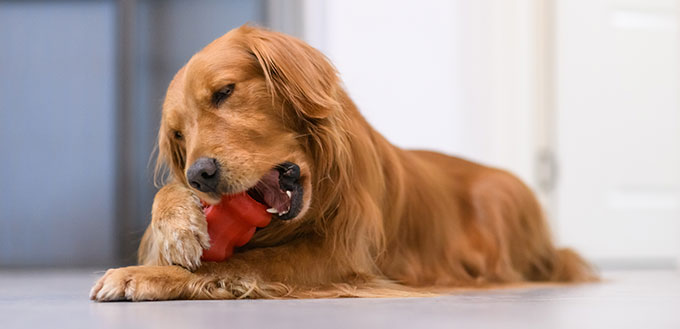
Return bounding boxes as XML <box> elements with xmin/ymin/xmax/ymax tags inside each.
<box><xmin>0</xmin><ymin>0</ymin><xmax>678</xmax><ymax>270</ymax></box>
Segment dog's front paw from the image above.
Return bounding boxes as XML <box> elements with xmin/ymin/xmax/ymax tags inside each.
<box><xmin>90</xmin><ymin>266</ymin><xmax>193</xmax><ymax>302</ymax></box>
<box><xmin>140</xmin><ymin>189</ymin><xmax>210</xmax><ymax>271</ymax></box>
<box><xmin>154</xmin><ymin>206</ymin><xmax>210</xmax><ymax>270</ymax></box>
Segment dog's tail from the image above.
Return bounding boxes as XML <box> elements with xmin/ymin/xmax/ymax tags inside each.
<box><xmin>548</xmin><ymin>248</ymin><xmax>599</xmax><ymax>282</ymax></box>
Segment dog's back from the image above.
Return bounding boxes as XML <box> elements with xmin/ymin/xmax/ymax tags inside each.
<box><xmin>377</xmin><ymin>149</ymin><xmax>597</xmax><ymax>286</ymax></box>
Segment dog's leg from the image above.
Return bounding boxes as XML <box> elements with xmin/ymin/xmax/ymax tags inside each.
<box><xmin>91</xmin><ymin>238</ymin><xmax>390</xmax><ymax>301</ymax></box>
<box><xmin>90</xmin><ymin>250</ymin><xmax>298</xmax><ymax>301</ymax></box>
<box><xmin>137</xmin><ymin>181</ymin><xmax>210</xmax><ymax>271</ymax></box>
<box><xmin>90</xmin><ymin>244</ymin><xmax>300</xmax><ymax>301</ymax></box>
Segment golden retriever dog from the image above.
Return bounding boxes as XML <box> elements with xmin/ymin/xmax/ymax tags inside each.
<box><xmin>90</xmin><ymin>25</ymin><xmax>596</xmax><ymax>301</ymax></box>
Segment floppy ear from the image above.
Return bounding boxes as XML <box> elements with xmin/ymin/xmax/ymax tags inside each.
<box><xmin>154</xmin><ymin>127</ymin><xmax>187</xmax><ymax>186</ymax></box>
<box><xmin>245</xmin><ymin>27</ymin><xmax>340</xmax><ymax>120</ymax></box>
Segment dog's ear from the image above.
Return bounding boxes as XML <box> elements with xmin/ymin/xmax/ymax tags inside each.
<box><xmin>245</xmin><ymin>27</ymin><xmax>340</xmax><ymax>120</ymax></box>
<box><xmin>154</xmin><ymin>126</ymin><xmax>187</xmax><ymax>186</ymax></box>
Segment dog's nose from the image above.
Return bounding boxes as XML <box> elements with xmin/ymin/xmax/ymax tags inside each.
<box><xmin>187</xmin><ymin>157</ymin><xmax>220</xmax><ymax>193</ymax></box>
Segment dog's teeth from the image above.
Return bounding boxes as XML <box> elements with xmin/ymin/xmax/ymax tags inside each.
<box><xmin>266</xmin><ymin>208</ymin><xmax>278</xmax><ymax>214</ymax></box>
<box><xmin>286</xmin><ymin>191</ymin><xmax>292</xmax><ymax>198</ymax></box>
<box><xmin>279</xmin><ymin>210</ymin><xmax>288</xmax><ymax>216</ymax></box>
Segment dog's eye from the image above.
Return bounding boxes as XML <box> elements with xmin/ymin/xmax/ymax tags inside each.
<box><xmin>212</xmin><ymin>83</ymin><xmax>235</xmax><ymax>106</ymax></box>
<box><xmin>173</xmin><ymin>131</ymin><xmax>183</xmax><ymax>140</ymax></box>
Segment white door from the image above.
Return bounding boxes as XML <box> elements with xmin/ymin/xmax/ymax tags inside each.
<box><xmin>554</xmin><ymin>0</ymin><xmax>680</xmax><ymax>267</ymax></box>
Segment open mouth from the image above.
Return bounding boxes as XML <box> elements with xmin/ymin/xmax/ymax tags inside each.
<box><xmin>245</xmin><ymin>162</ymin><xmax>303</xmax><ymax>220</ymax></box>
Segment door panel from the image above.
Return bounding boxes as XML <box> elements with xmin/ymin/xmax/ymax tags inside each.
<box><xmin>0</xmin><ymin>2</ymin><xmax>117</xmax><ymax>266</ymax></box>
<box><xmin>555</xmin><ymin>0</ymin><xmax>680</xmax><ymax>265</ymax></box>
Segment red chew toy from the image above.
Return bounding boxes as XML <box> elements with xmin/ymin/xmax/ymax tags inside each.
<box><xmin>201</xmin><ymin>193</ymin><xmax>271</xmax><ymax>262</ymax></box>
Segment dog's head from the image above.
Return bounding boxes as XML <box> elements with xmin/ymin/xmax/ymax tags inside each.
<box><xmin>156</xmin><ymin>25</ymin><xmax>341</xmax><ymax>221</ymax></box>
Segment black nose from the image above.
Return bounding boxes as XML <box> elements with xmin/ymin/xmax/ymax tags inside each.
<box><xmin>186</xmin><ymin>157</ymin><xmax>220</xmax><ymax>193</ymax></box>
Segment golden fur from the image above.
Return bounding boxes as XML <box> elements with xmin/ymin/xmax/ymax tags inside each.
<box><xmin>90</xmin><ymin>25</ymin><xmax>597</xmax><ymax>301</ymax></box>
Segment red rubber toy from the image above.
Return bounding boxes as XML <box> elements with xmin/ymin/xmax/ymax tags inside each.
<box><xmin>200</xmin><ymin>193</ymin><xmax>271</xmax><ymax>262</ymax></box>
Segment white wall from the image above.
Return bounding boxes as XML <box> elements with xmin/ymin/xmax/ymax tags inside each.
<box><xmin>299</xmin><ymin>0</ymin><xmax>540</xmax><ymax>188</ymax></box>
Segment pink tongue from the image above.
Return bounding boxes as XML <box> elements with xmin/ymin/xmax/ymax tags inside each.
<box><xmin>255</xmin><ymin>170</ymin><xmax>289</xmax><ymax>212</ymax></box>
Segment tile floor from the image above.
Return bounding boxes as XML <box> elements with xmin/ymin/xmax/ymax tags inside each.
<box><xmin>0</xmin><ymin>269</ymin><xmax>678</xmax><ymax>329</ymax></box>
